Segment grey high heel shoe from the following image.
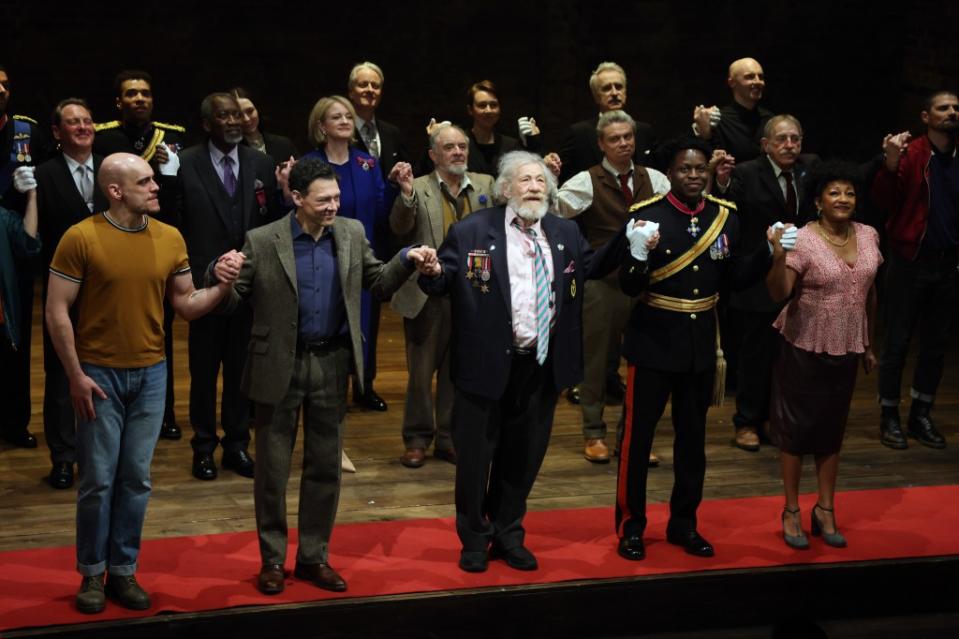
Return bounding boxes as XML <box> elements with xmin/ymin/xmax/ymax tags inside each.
<box><xmin>781</xmin><ymin>506</ymin><xmax>809</xmax><ymax>550</ymax></box>
<box><xmin>811</xmin><ymin>503</ymin><xmax>847</xmax><ymax>548</ymax></box>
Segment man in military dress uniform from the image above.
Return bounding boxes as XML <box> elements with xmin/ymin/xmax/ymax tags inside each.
<box><xmin>94</xmin><ymin>69</ymin><xmax>186</xmax><ymax>440</ymax></box>
<box><xmin>0</xmin><ymin>64</ymin><xmax>47</xmax><ymax>448</ymax></box>
<box><xmin>614</xmin><ymin>138</ymin><xmax>780</xmax><ymax>561</ymax></box>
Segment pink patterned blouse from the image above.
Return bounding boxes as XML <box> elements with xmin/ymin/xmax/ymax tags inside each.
<box><xmin>773</xmin><ymin>222</ymin><xmax>882</xmax><ymax>355</ymax></box>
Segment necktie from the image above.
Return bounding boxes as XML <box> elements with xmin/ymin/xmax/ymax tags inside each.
<box><xmin>512</xmin><ymin>219</ymin><xmax>551</xmax><ymax>365</ymax></box>
<box><xmin>77</xmin><ymin>165</ymin><xmax>93</xmax><ymax>211</ymax></box>
<box><xmin>783</xmin><ymin>171</ymin><xmax>797</xmax><ymax>218</ymax></box>
<box><xmin>222</xmin><ymin>155</ymin><xmax>237</xmax><ymax>197</ymax></box>
<box><xmin>362</xmin><ymin>121</ymin><xmax>380</xmax><ymax>158</ymax></box>
<box><xmin>618</xmin><ymin>173</ymin><xmax>633</xmax><ymax>203</ymax></box>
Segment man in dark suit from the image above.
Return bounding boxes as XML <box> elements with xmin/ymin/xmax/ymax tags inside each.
<box><xmin>212</xmin><ymin>158</ymin><xmax>435</xmax><ymax>595</ymax></box>
<box><xmin>558</xmin><ymin>62</ymin><xmax>658</xmax><ymax>184</ymax></box>
<box><xmin>177</xmin><ymin>92</ymin><xmax>279</xmax><ymax>481</ymax></box>
<box><xmin>420</xmin><ymin>150</ymin><xmax>592</xmax><ymax>573</ymax></box>
<box><xmin>93</xmin><ymin>69</ymin><xmax>186</xmax><ymax>441</ymax></box>
<box><xmin>714</xmin><ymin>114</ymin><xmax>818</xmax><ymax>452</ymax></box>
<box><xmin>347</xmin><ymin>61</ymin><xmax>409</xmax><ymax>181</ymax></box>
<box><xmin>34</xmin><ymin>98</ymin><xmax>109</xmax><ymax>488</ymax></box>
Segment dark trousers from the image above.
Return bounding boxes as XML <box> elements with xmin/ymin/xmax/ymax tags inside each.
<box><xmin>451</xmin><ymin>352</ymin><xmax>558</xmax><ymax>552</ymax></box>
<box><xmin>401</xmin><ymin>296</ymin><xmax>453</xmax><ymax>451</ymax></box>
<box><xmin>616</xmin><ymin>364</ymin><xmax>714</xmax><ymax>539</ymax></box>
<box><xmin>42</xmin><ymin>298</ymin><xmax>76</xmax><ymax>464</ymax></box>
<box><xmin>162</xmin><ymin>299</ymin><xmax>177</xmax><ymax>425</ymax></box>
<box><xmin>730</xmin><ymin>307</ymin><xmax>780</xmax><ymax>431</ymax></box>
<box><xmin>0</xmin><ymin>267</ymin><xmax>34</xmax><ymax>437</ymax></box>
<box><xmin>188</xmin><ymin>308</ymin><xmax>252</xmax><ymax>455</ymax></box>
<box><xmin>253</xmin><ymin>343</ymin><xmax>351</xmax><ymax>565</ymax></box>
<box><xmin>879</xmin><ymin>251</ymin><xmax>959</xmax><ymax>402</ymax></box>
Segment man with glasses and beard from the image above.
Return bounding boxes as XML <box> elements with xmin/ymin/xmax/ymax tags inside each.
<box><xmin>419</xmin><ymin>150</ymin><xmax>592</xmax><ymax>573</ymax></box>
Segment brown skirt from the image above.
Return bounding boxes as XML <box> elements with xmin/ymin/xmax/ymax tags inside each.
<box><xmin>769</xmin><ymin>338</ymin><xmax>859</xmax><ymax>456</ymax></box>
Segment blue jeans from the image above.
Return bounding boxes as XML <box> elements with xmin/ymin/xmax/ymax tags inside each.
<box><xmin>75</xmin><ymin>361</ymin><xmax>165</xmax><ymax>576</ymax></box>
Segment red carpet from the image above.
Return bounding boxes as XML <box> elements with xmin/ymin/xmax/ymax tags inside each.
<box><xmin>2</xmin><ymin>485</ymin><xmax>957</xmax><ymax>632</ymax></box>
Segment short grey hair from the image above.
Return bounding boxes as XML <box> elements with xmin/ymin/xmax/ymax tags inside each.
<box><xmin>763</xmin><ymin>114</ymin><xmax>803</xmax><ymax>139</ymax></box>
<box><xmin>348</xmin><ymin>61</ymin><xmax>384</xmax><ymax>89</ymax></box>
<box><xmin>429</xmin><ymin>122</ymin><xmax>468</xmax><ymax>151</ymax></box>
<box><xmin>589</xmin><ymin>61</ymin><xmax>627</xmax><ymax>96</ymax></box>
<box><xmin>494</xmin><ymin>150</ymin><xmax>558</xmax><ymax>210</ymax></box>
<box><xmin>596</xmin><ymin>110</ymin><xmax>636</xmax><ymax>139</ymax></box>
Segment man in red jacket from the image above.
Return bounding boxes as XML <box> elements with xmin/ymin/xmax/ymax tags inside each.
<box><xmin>872</xmin><ymin>90</ymin><xmax>959</xmax><ymax>450</ymax></box>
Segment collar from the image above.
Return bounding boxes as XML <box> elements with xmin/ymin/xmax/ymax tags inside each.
<box><xmin>666</xmin><ymin>192</ymin><xmax>705</xmax><ymax>216</ymax></box>
<box><xmin>63</xmin><ymin>152</ymin><xmax>94</xmax><ymax>174</ymax></box>
<box><xmin>602</xmin><ymin>157</ymin><xmax>634</xmax><ymax>178</ymax></box>
<box><xmin>208</xmin><ymin>140</ymin><xmax>239</xmax><ymax>167</ymax></box>
<box><xmin>766</xmin><ymin>154</ymin><xmax>793</xmax><ymax>178</ymax></box>
<box><xmin>928</xmin><ymin>135</ymin><xmax>958</xmax><ymax>158</ymax></box>
<box><xmin>354</xmin><ymin>115</ymin><xmax>376</xmax><ymax>131</ymax></box>
<box><xmin>506</xmin><ymin>205</ymin><xmax>545</xmax><ymax>235</ymax></box>
<box><xmin>435</xmin><ymin>171</ymin><xmax>472</xmax><ymax>193</ymax></box>
<box><xmin>291</xmin><ymin>211</ymin><xmax>334</xmax><ymax>241</ymax></box>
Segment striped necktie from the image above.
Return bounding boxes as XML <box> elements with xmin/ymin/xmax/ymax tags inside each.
<box><xmin>512</xmin><ymin>218</ymin><xmax>551</xmax><ymax>365</ymax></box>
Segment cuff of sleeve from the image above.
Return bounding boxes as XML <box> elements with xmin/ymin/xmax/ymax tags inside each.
<box><xmin>399</xmin><ymin>245</ymin><xmax>416</xmax><ymax>269</ymax></box>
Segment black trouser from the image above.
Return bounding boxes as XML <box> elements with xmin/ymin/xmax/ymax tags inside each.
<box><xmin>41</xmin><ymin>295</ymin><xmax>76</xmax><ymax>464</ymax></box>
<box><xmin>879</xmin><ymin>251</ymin><xmax>959</xmax><ymax>403</ymax></box>
<box><xmin>451</xmin><ymin>352</ymin><xmax>558</xmax><ymax>552</ymax></box>
<box><xmin>188</xmin><ymin>307</ymin><xmax>252</xmax><ymax>455</ymax></box>
<box><xmin>162</xmin><ymin>299</ymin><xmax>177</xmax><ymax>425</ymax></box>
<box><xmin>616</xmin><ymin>364</ymin><xmax>714</xmax><ymax>539</ymax></box>
<box><xmin>0</xmin><ymin>266</ymin><xmax>34</xmax><ymax>438</ymax></box>
<box><xmin>730</xmin><ymin>307</ymin><xmax>780</xmax><ymax>432</ymax></box>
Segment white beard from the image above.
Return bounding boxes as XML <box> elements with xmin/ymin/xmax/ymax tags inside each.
<box><xmin>511</xmin><ymin>197</ymin><xmax>548</xmax><ymax>222</ymax></box>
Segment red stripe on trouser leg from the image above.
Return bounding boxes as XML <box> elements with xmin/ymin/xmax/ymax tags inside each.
<box><xmin>616</xmin><ymin>364</ymin><xmax>636</xmax><ymax>538</ymax></box>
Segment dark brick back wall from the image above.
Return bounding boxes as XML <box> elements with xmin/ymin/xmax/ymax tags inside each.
<box><xmin>1</xmin><ymin>0</ymin><xmax>955</xmax><ymax>162</ymax></box>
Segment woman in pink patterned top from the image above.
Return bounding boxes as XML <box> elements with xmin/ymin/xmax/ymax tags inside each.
<box><xmin>766</xmin><ymin>162</ymin><xmax>882</xmax><ymax>550</ymax></box>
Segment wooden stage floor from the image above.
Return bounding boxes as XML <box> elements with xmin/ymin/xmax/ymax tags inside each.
<box><xmin>2</xmin><ymin>296</ymin><xmax>958</xmax><ymax>552</ymax></box>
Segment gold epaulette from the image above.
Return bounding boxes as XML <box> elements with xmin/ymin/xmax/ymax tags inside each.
<box><xmin>154</xmin><ymin>121</ymin><xmax>186</xmax><ymax>133</ymax></box>
<box><xmin>94</xmin><ymin>120</ymin><xmax>121</xmax><ymax>132</ymax></box>
<box><xmin>628</xmin><ymin>193</ymin><xmax>666</xmax><ymax>213</ymax></box>
<box><xmin>12</xmin><ymin>114</ymin><xmax>37</xmax><ymax>124</ymax></box>
<box><xmin>704</xmin><ymin>193</ymin><xmax>737</xmax><ymax>210</ymax></box>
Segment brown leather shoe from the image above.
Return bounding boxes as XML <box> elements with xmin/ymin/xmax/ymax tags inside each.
<box><xmin>584</xmin><ymin>438</ymin><xmax>610</xmax><ymax>463</ymax></box>
<box><xmin>400</xmin><ymin>447</ymin><xmax>426</xmax><ymax>468</ymax></box>
<box><xmin>294</xmin><ymin>562</ymin><xmax>347</xmax><ymax>592</ymax></box>
<box><xmin>257</xmin><ymin>563</ymin><xmax>286</xmax><ymax>595</ymax></box>
<box><xmin>733</xmin><ymin>426</ymin><xmax>760</xmax><ymax>452</ymax></box>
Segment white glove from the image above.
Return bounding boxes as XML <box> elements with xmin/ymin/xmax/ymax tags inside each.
<box><xmin>13</xmin><ymin>166</ymin><xmax>37</xmax><ymax>193</ymax></box>
<box><xmin>768</xmin><ymin>221</ymin><xmax>798</xmax><ymax>253</ymax></box>
<box><xmin>517</xmin><ymin>116</ymin><xmax>537</xmax><ymax>145</ymax></box>
<box><xmin>626</xmin><ymin>219</ymin><xmax>659</xmax><ymax>262</ymax></box>
<box><xmin>708</xmin><ymin>106</ymin><xmax>721</xmax><ymax>126</ymax></box>
<box><xmin>158</xmin><ymin>142</ymin><xmax>180</xmax><ymax>176</ymax></box>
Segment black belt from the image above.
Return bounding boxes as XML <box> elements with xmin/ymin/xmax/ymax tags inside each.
<box><xmin>512</xmin><ymin>345</ymin><xmax>536</xmax><ymax>357</ymax></box>
<box><xmin>298</xmin><ymin>333</ymin><xmax>350</xmax><ymax>353</ymax></box>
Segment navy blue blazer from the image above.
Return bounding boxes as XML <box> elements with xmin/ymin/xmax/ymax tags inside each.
<box><xmin>419</xmin><ymin>206</ymin><xmax>592</xmax><ymax>399</ymax></box>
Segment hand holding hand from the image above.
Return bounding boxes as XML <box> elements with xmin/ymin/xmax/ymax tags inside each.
<box><xmin>214</xmin><ymin>249</ymin><xmax>246</xmax><ymax>284</ymax></box>
<box><xmin>711</xmin><ymin>150</ymin><xmax>735</xmax><ymax>187</ymax></box>
<box><xmin>157</xmin><ymin>142</ymin><xmax>180</xmax><ymax>175</ymax></box>
<box><xmin>389</xmin><ymin>161</ymin><xmax>415</xmax><ymax>196</ymax></box>
<box><xmin>408</xmin><ymin>246</ymin><xmax>441</xmax><ymax>276</ymax></box>
<box><xmin>882</xmin><ymin>131</ymin><xmax>911</xmax><ymax>171</ymax></box>
<box><xmin>543</xmin><ymin>152</ymin><xmax>562</xmax><ymax>178</ymax></box>
<box><xmin>13</xmin><ymin>166</ymin><xmax>37</xmax><ymax>193</ymax></box>
<box><xmin>626</xmin><ymin>219</ymin><xmax>660</xmax><ymax>261</ymax></box>
<box><xmin>517</xmin><ymin>116</ymin><xmax>540</xmax><ymax>144</ymax></box>
<box><xmin>153</xmin><ymin>143</ymin><xmax>170</xmax><ymax>166</ymax></box>
<box><xmin>767</xmin><ymin>222</ymin><xmax>797</xmax><ymax>255</ymax></box>
<box><xmin>693</xmin><ymin>105</ymin><xmax>714</xmax><ymax>138</ymax></box>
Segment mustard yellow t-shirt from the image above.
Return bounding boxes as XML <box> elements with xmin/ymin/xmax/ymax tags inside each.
<box><xmin>49</xmin><ymin>213</ymin><xmax>191</xmax><ymax>368</ymax></box>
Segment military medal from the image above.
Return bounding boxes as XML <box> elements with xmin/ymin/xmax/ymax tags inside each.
<box><xmin>687</xmin><ymin>216</ymin><xmax>701</xmax><ymax>238</ymax></box>
<box><xmin>16</xmin><ymin>153</ymin><xmax>24</xmax><ymax>162</ymax></box>
<box><xmin>466</xmin><ymin>250</ymin><xmax>491</xmax><ymax>291</ymax></box>
<box><xmin>570</xmin><ymin>279</ymin><xmax>577</xmax><ymax>298</ymax></box>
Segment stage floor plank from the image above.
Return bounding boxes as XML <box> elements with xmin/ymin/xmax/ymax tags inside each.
<box><xmin>1</xmin><ymin>291</ymin><xmax>958</xmax><ymax>551</ymax></box>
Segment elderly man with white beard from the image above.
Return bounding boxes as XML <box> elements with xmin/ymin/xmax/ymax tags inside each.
<box><xmin>419</xmin><ymin>150</ymin><xmax>593</xmax><ymax>573</ymax></box>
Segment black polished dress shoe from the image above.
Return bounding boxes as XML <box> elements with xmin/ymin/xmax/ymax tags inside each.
<box><xmin>294</xmin><ymin>562</ymin><xmax>347</xmax><ymax>592</ymax></box>
<box><xmin>617</xmin><ymin>535</ymin><xmax>646</xmax><ymax>561</ymax></box>
<box><xmin>458</xmin><ymin>550</ymin><xmax>489</xmax><ymax>573</ymax></box>
<box><xmin>355</xmin><ymin>389</ymin><xmax>388</xmax><ymax>412</ymax></box>
<box><xmin>907</xmin><ymin>403</ymin><xmax>946</xmax><ymax>449</ymax></box>
<box><xmin>158</xmin><ymin>421</ymin><xmax>182</xmax><ymax>441</ymax></box>
<box><xmin>666</xmin><ymin>530</ymin><xmax>715</xmax><ymax>557</ymax></box>
<box><xmin>566</xmin><ymin>386</ymin><xmax>581</xmax><ymax>405</ymax></box>
<box><xmin>879</xmin><ymin>407</ymin><xmax>908</xmax><ymax>449</ymax></box>
<box><xmin>192</xmin><ymin>452</ymin><xmax>218</xmax><ymax>480</ymax></box>
<box><xmin>49</xmin><ymin>462</ymin><xmax>74</xmax><ymax>489</ymax></box>
<box><xmin>490</xmin><ymin>544</ymin><xmax>538</xmax><ymax>570</ymax></box>
<box><xmin>2</xmin><ymin>430</ymin><xmax>38</xmax><ymax>448</ymax></box>
<box><xmin>222</xmin><ymin>449</ymin><xmax>255</xmax><ymax>478</ymax></box>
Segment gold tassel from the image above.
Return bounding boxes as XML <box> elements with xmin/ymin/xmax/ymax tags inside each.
<box><xmin>711</xmin><ymin>308</ymin><xmax>725</xmax><ymax>406</ymax></box>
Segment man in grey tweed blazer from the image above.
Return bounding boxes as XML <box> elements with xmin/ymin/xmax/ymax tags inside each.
<box><xmin>213</xmin><ymin>158</ymin><xmax>436</xmax><ymax>595</ymax></box>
